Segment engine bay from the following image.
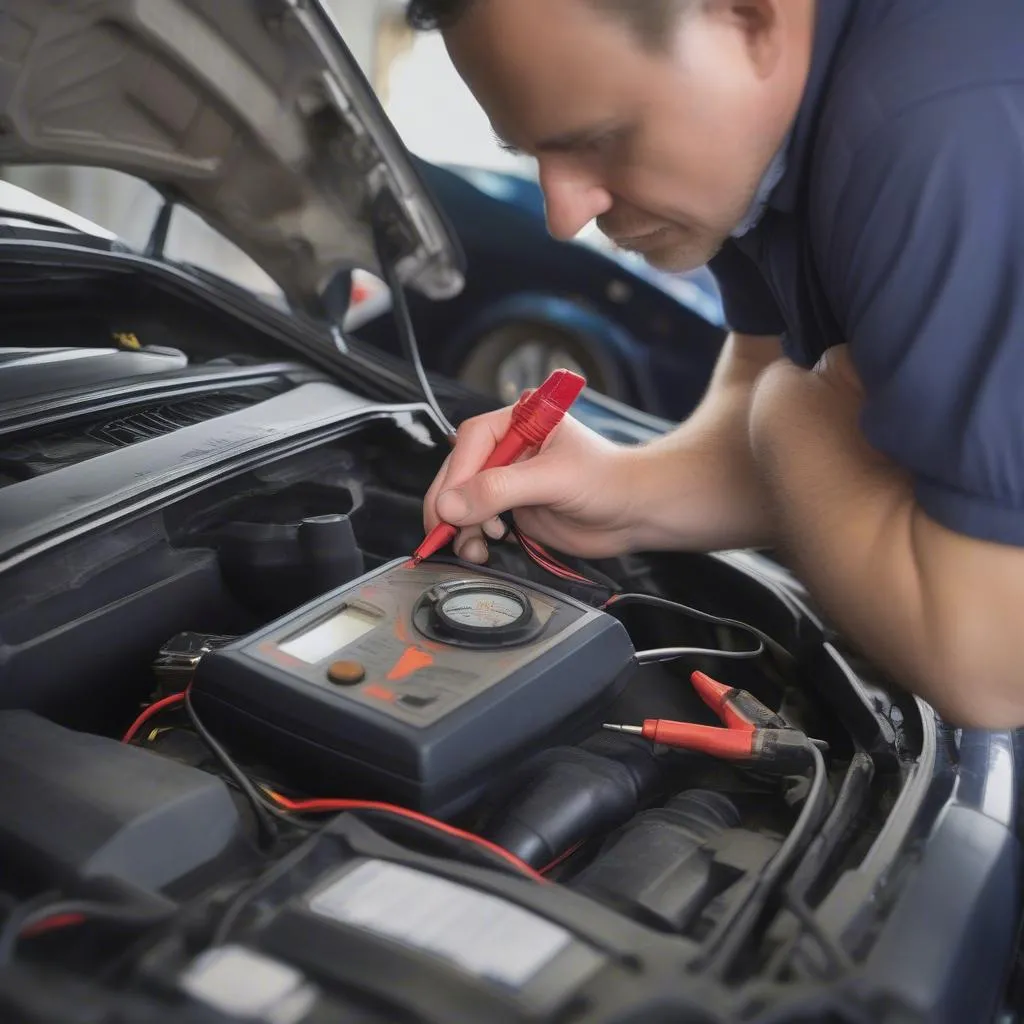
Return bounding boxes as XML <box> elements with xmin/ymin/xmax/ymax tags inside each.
<box><xmin>0</xmin><ymin>398</ymin><xmax>922</xmax><ymax>1023</ymax></box>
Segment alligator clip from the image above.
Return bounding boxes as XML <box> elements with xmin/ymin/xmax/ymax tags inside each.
<box><xmin>689</xmin><ymin>670</ymin><xmax>788</xmax><ymax>732</ymax></box>
<box><xmin>604</xmin><ymin>671</ymin><xmax>811</xmax><ymax>771</ymax></box>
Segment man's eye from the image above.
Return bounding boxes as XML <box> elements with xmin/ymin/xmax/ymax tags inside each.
<box><xmin>582</xmin><ymin>128</ymin><xmax>629</xmax><ymax>157</ymax></box>
<box><xmin>585</xmin><ymin>133</ymin><xmax>617</xmax><ymax>152</ymax></box>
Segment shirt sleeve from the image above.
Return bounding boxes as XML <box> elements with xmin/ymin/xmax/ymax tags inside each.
<box><xmin>818</xmin><ymin>86</ymin><xmax>1024</xmax><ymax>546</ymax></box>
<box><xmin>708</xmin><ymin>239</ymin><xmax>787</xmax><ymax>336</ymax></box>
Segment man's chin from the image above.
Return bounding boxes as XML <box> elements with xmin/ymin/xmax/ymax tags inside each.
<box><xmin>637</xmin><ymin>242</ymin><xmax>717</xmax><ymax>274</ymax></box>
<box><xmin>604</xmin><ymin>225</ymin><xmax>724</xmax><ymax>273</ymax></box>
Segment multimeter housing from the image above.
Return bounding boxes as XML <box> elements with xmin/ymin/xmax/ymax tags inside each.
<box><xmin>192</xmin><ymin>558</ymin><xmax>636</xmax><ymax>814</ymax></box>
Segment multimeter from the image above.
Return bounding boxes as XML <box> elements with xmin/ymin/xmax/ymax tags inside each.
<box><xmin>192</xmin><ymin>559</ymin><xmax>636</xmax><ymax>814</ymax></box>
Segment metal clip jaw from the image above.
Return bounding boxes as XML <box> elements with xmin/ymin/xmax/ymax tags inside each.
<box><xmin>153</xmin><ymin>632</ymin><xmax>235</xmax><ymax>691</ymax></box>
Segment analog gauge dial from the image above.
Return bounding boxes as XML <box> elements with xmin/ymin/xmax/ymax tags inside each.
<box><xmin>438</xmin><ymin>590</ymin><xmax>528</xmax><ymax>630</ymax></box>
<box><xmin>421</xmin><ymin>581</ymin><xmax>539</xmax><ymax>647</ymax></box>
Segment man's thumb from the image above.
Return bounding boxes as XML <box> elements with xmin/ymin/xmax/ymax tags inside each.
<box><xmin>436</xmin><ymin>463</ymin><xmax>552</xmax><ymax>526</ymax></box>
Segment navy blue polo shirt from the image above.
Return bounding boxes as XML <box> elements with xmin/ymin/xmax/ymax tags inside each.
<box><xmin>708</xmin><ymin>0</ymin><xmax>1024</xmax><ymax>546</ymax></box>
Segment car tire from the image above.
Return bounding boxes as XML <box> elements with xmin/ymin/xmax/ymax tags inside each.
<box><xmin>456</xmin><ymin>321</ymin><xmax>626</xmax><ymax>405</ymax></box>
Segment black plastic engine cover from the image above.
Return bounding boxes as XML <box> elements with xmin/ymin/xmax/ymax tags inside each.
<box><xmin>0</xmin><ymin>710</ymin><xmax>250</xmax><ymax>894</ymax></box>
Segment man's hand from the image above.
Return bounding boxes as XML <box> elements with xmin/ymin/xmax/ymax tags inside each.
<box><xmin>751</xmin><ymin>344</ymin><xmax>1024</xmax><ymax>729</ymax></box>
<box><xmin>424</xmin><ymin>409</ymin><xmax>642</xmax><ymax>564</ymax></box>
<box><xmin>422</xmin><ymin>333</ymin><xmax>784</xmax><ymax>564</ymax></box>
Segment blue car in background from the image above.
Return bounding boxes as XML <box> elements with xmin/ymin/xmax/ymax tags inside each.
<box><xmin>352</xmin><ymin>159</ymin><xmax>728</xmax><ymax>421</ymax></box>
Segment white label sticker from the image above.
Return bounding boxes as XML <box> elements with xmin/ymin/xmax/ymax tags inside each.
<box><xmin>308</xmin><ymin>860</ymin><xmax>571</xmax><ymax>989</ymax></box>
<box><xmin>180</xmin><ymin>945</ymin><xmax>317</xmax><ymax>1024</ymax></box>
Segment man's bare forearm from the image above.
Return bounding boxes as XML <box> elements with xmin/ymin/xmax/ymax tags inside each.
<box><xmin>750</xmin><ymin>348</ymin><xmax>1024</xmax><ymax>728</ymax></box>
<box><xmin>624</xmin><ymin>333</ymin><xmax>782</xmax><ymax>552</ymax></box>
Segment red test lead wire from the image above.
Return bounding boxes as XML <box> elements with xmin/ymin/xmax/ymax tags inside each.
<box><xmin>412</xmin><ymin>368</ymin><xmax>587</xmax><ymax>564</ymax></box>
<box><xmin>261</xmin><ymin>790</ymin><xmax>547</xmax><ymax>882</ymax></box>
<box><xmin>121</xmin><ymin>690</ymin><xmax>187</xmax><ymax>744</ymax></box>
<box><xmin>603</xmin><ymin>719</ymin><xmax>813</xmax><ymax>771</ymax></box>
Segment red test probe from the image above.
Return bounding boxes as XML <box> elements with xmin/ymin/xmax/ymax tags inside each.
<box><xmin>604</xmin><ymin>670</ymin><xmax>813</xmax><ymax>772</ymax></box>
<box><xmin>689</xmin><ymin>670</ymin><xmax>788</xmax><ymax>732</ymax></box>
<box><xmin>412</xmin><ymin>368</ymin><xmax>586</xmax><ymax>564</ymax></box>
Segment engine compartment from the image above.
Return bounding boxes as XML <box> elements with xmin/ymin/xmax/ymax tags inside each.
<box><xmin>0</xmin><ymin>402</ymin><xmax>923</xmax><ymax>1022</ymax></box>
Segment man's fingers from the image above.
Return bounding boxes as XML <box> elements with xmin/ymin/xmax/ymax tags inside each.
<box><xmin>454</xmin><ymin>529</ymin><xmax>489</xmax><ymax>564</ymax></box>
<box><xmin>423</xmin><ymin>453</ymin><xmax>453</xmax><ymax>531</ymax></box>
<box><xmin>482</xmin><ymin>517</ymin><xmax>509</xmax><ymax>541</ymax></box>
<box><xmin>425</xmin><ymin>407</ymin><xmax>515</xmax><ymax>531</ymax></box>
<box><xmin>436</xmin><ymin>459</ymin><xmax>567</xmax><ymax>527</ymax></box>
<box><xmin>444</xmin><ymin>408</ymin><xmax>516</xmax><ymax>490</ymax></box>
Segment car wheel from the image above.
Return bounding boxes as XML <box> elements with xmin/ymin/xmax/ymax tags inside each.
<box><xmin>457</xmin><ymin>322</ymin><xmax>626</xmax><ymax>405</ymax></box>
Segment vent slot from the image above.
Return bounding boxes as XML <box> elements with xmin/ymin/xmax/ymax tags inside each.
<box><xmin>0</xmin><ymin>381</ymin><xmax>292</xmax><ymax>484</ymax></box>
<box><xmin>86</xmin><ymin>389</ymin><xmax>278</xmax><ymax>447</ymax></box>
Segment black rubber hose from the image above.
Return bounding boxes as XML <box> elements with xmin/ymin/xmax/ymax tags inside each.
<box><xmin>693</xmin><ymin>743</ymin><xmax>831</xmax><ymax>976</ymax></box>
<box><xmin>785</xmin><ymin>751</ymin><xmax>874</xmax><ymax>903</ymax></box>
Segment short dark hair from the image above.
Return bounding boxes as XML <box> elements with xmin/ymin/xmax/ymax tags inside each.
<box><xmin>406</xmin><ymin>0</ymin><xmax>688</xmax><ymax>49</ymax></box>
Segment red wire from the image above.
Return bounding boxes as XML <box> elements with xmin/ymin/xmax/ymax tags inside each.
<box><xmin>513</xmin><ymin>526</ymin><xmax>596</xmax><ymax>586</ymax></box>
<box><xmin>21</xmin><ymin>913</ymin><xmax>87</xmax><ymax>938</ymax></box>
<box><xmin>121</xmin><ymin>689</ymin><xmax>547</xmax><ymax>884</ymax></box>
<box><xmin>540</xmin><ymin>841</ymin><xmax>584</xmax><ymax>875</ymax></box>
<box><xmin>265</xmin><ymin>791</ymin><xmax>547</xmax><ymax>883</ymax></box>
<box><xmin>523</xmin><ymin>541</ymin><xmax>587</xmax><ymax>582</ymax></box>
<box><xmin>121</xmin><ymin>691</ymin><xmax>186</xmax><ymax>744</ymax></box>
<box><xmin>120</xmin><ymin>694</ymin><xmax>543</xmax><ymax>882</ymax></box>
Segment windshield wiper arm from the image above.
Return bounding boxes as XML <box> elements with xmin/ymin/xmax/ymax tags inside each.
<box><xmin>145</xmin><ymin>190</ymin><xmax>177</xmax><ymax>260</ymax></box>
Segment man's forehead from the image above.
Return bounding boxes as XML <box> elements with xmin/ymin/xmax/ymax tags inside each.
<box><xmin>447</xmin><ymin>0</ymin><xmax>653</xmax><ymax>153</ymax></box>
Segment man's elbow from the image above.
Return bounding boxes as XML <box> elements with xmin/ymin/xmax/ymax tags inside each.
<box><xmin>904</xmin><ymin>508</ymin><xmax>1024</xmax><ymax>728</ymax></box>
<box><xmin>909</xmin><ymin>648</ymin><xmax>1024</xmax><ymax>730</ymax></box>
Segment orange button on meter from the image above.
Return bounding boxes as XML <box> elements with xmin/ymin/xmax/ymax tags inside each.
<box><xmin>327</xmin><ymin>660</ymin><xmax>366</xmax><ymax>686</ymax></box>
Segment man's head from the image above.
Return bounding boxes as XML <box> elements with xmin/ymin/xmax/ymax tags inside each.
<box><xmin>407</xmin><ymin>0</ymin><xmax>816</xmax><ymax>271</ymax></box>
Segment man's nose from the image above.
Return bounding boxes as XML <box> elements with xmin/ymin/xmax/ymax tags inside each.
<box><xmin>539</xmin><ymin>162</ymin><xmax>613</xmax><ymax>241</ymax></box>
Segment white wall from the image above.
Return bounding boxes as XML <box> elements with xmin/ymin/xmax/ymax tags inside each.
<box><xmin>385</xmin><ymin>32</ymin><xmax>533</xmax><ymax>174</ymax></box>
<box><xmin>323</xmin><ymin>0</ymin><xmax>385</xmax><ymax>74</ymax></box>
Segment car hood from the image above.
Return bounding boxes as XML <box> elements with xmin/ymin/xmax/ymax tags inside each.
<box><xmin>0</xmin><ymin>0</ymin><xmax>464</xmax><ymax>307</ymax></box>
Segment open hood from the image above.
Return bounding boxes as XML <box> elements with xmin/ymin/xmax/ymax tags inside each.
<box><xmin>0</xmin><ymin>0</ymin><xmax>465</xmax><ymax>307</ymax></box>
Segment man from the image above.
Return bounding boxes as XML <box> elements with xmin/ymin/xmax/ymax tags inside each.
<box><xmin>414</xmin><ymin>0</ymin><xmax>1024</xmax><ymax>728</ymax></box>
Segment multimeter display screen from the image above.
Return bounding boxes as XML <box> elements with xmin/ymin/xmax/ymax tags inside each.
<box><xmin>279</xmin><ymin>606</ymin><xmax>380</xmax><ymax>664</ymax></box>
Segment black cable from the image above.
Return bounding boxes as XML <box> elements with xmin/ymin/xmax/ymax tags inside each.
<box><xmin>212</xmin><ymin>838</ymin><xmax>318</xmax><ymax>946</ymax></box>
<box><xmin>635</xmin><ymin>642</ymin><xmax>765</xmax><ymax>664</ymax></box>
<box><xmin>184</xmin><ymin>692</ymin><xmax>285</xmax><ymax>848</ymax></box>
<box><xmin>372</xmin><ymin>220</ymin><xmax>456</xmax><ymax>437</ymax></box>
<box><xmin>0</xmin><ymin>895</ymin><xmax>174</xmax><ymax>964</ymax></box>
<box><xmin>605</xmin><ymin>593</ymin><xmax>792</xmax><ymax>667</ymax></box>
<box><xmin>692</xmin><ymin>743</ymin><xmax>830</xmax><ymax>977</ymax></box>
<box><xmin>235</xmin><ymin>781</ymin><xmax>320</xmax><ymax>835</ymax></box>
<box><xmin>785</xmin><ymin>752</ymin><xmax>873</xmax><ymax>903</ymax></box>
<box><xmin>781</xmin><ymin>894</ymin><xmax>853</xmax><ymax>975</ymax></box>
<box><xmin>186</xmin><ymin>704</ymin><xmax>528</xmax><ymax>878</ymax></box>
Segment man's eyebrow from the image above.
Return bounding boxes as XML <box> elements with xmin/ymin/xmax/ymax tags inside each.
<box><xmin>533</xmin><ymin>125</ymin><xmax>618</xmax><ymax>153</ymax></box>
<box><xmin>491</xmin><ymin>123</ymin><xmax>621</xmax><ymax>156</ymax></box>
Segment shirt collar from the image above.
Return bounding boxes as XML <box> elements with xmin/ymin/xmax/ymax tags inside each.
<box><xmin>766</xmin><ymin>0</ymin><xmax>859</xmax><ymax>216</ymax></box>
<box><xmin>731</xmin><ymin>137</ymin><xmax>790</xmax><ymax>237</ymax></box>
